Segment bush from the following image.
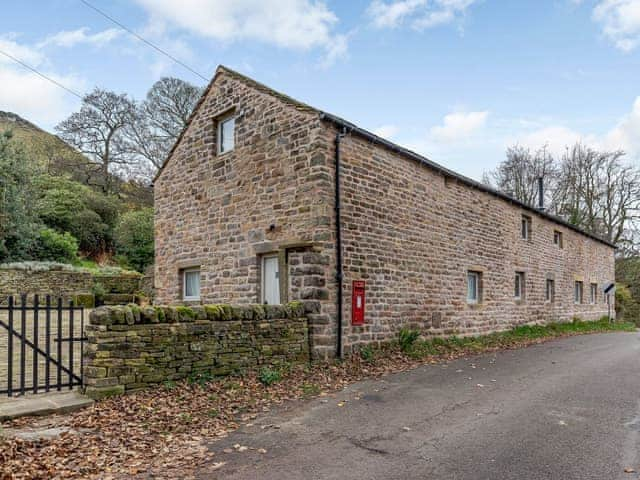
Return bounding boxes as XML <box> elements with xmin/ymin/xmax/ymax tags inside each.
<box><xmin>33</xmin><ymin>228</ymin><xmax>79</xmax><ymax>263</ymax></box>
<box><xmin>114</xmin><ymin>208</ymin><xmax>154</xmax><ymax>272</ymax></box>
<box><xmin>359</xmin><ymin>345</ymin><xmax>375</xmax><ymax>362</ymax></box>
<box><xmin>615</xmin><ymin>283</ymin><xmax>640</xmax><ymax>325</ymax></box>
<box><xmin>398</xmin><ymin>328</ymin><xmax>420</xmax><ymax>352</ymax></box>
<box><xmin>259</xmin><ymin>367</ymin><xmax>282</xmax><ymax>386</ymax></box>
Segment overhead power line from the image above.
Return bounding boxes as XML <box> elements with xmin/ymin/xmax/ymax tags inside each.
<box><xmin>79</xmin><ymin>0</ymin><xmax>209</xmax><ymax>82</ymax></box>
<box><xmin>0</xmin><ymin>48</ymin><xmax>84</xmax><ymax>99</ymax></box>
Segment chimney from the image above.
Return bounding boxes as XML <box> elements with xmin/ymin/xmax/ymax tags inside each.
<box><xmin>537</xmin><ymin>176</ymin><xmax>544</xmax><ymax>211</ymax></box>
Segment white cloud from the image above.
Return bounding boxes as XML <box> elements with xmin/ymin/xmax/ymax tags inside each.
<box><xmin>134</xmin><ymin>0</ymin><xmax>348</xmax><ymax>65</ymax></box>
<box><xmin>38</xmin><ymin>27</ymin><xmax>122</xmax><ymax>49</ymax></box>
<box><xmin>367</xmin><ymin>0</ymin><xmax>478</xmax><ymax>30</ymax></box>
<box><xmin>0</xmin><ymin>36</ymin><xmax>83</xmax><ymax>128</ymax></box>
<box><xmin>593</xmin><ymin>0</ymin><xmax>640</xmax><ymax>52</ymax></box>
<box><xmin>602</xmin><ymin>96</ymin><xmax>640</xmax><ymax>154</ymax></box>
<box><xmin>373</xmin><ymin>124</ymin><xmax>400</xmax><ymax>139</ymax></box>
<box><xmin>510</xmin><ymin>97</ymin><xmax>640</xmax><ymax>159</ymax></box>
<box><xmin>430</xmin><ymin>110</ymin><xmax>488</xmax><ymax>142</ymax></box>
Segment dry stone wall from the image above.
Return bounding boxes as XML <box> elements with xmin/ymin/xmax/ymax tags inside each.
<box><xmin>83</xmin><ymin>302</ymin><xmax>309</xmax><ymax>399</ymax></box>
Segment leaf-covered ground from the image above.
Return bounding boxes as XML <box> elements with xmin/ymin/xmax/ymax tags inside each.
<box><xmin>1</xmin><ymin>319</ymin><xmax>634</xmax><ymax>479</ymax></box>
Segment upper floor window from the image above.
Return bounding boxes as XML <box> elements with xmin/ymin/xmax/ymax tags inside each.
<box><xmin>515</xmin><ymin>272</ymin><xmax>525</xmax><ymax>300</ymax></box>
<box><xmin>217</xmin><ymin>115</ymin><xmax>235</xmax><ymax>154</ymax></box>
<box><xmin>183</xmin><ymin>268</ymin><xmax>201</xmax><ymax>301</ymax></box>
<box><xmin>574</xmin><ymin>281</ymin><xmax>583</xmax><ymax>304</ymax></box>
<box><xmin>467</xmin><ymin>271</ymin><xmax>481</xmax><ymax>304</ymax></box>
<box><xmin>521</xmin><ymin>215</ymin><xmax>532</xmax><ymax>240</ymax></box>
<box><xmin>553</xmin><ymin>230</ymin><xmax>563</xmax><ymax>248</ymax></box>
<box><xmin>590</xmin><ymin>283</ymin><xmax>598</xmax><ymax>304</ymax></box>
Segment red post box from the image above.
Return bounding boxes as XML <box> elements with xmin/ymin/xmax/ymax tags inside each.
<box><xmin>351</xmin><ymin>280</ymin><xmax>366</xmax><ymax>325</ymax></box>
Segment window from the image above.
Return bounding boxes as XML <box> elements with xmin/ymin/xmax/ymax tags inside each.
<box><xmin>590</xmin><ymin>283</ymin><xmax>597</xmax><ymax>304</ymax></box>
<box><xmin>546</xmin><ymin>279</ymin><xmax>555</xmax><ymax>303</ymax></box>
<box><xmin>467</xmin><ymin>271</ymin><xmax>481</xmax><ymax>304</ymax></box>
<box><xmin>183</xmin><ymin>268</ymin><xmax>201</xmax><ymax>301</ymax></box>
<box><xmin>515</xmin><ymin>272</ymin><xmax>525</xmax><ymax>300</ymax></box>
<box><xmin>261</xmin><ymin>255</ymin><xmax>280</xmax><ymax>305</ymax></box>
<box><xmin>574</xmin><ymin>281</ymin><xmax>583</xmax><ymax>304</ymax></box>
<box><xmin>217</xmin><ymin>115</ymin><xmax>235</xmax><ymax>154</ymax></box>
<box><xmin>521</xmin><ymin>215</ymin><xmax>532</xmax><ymax>240</ymax></box>
<box><xmin>553</xmin><ymin>230</ymin><xmax>563</xmax><ymax>248</ymax></box>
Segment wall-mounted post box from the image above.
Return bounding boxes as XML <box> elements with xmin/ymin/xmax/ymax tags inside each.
<box><xmin>351</xmin><ymin>280</ymin><xmax>366</xmax><ymax>325</ymax></box>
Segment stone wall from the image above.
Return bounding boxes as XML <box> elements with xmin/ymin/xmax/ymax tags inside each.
<box><xmin>0</xmin><ymin>266</ymin><xmax>143</xmax><ymax>305</ymax></box>
<box><xmin>327</xmin><ymin>123</ymin><xmax>615</xmax><ymax>352</ymax></box>
<box><xmin>83</xmin><ymin>302</ymin><xmax>310</xmax><ymax>399</ymax></box>
<box><xmin>0</xmin><ymin>267</ymin><xmax>93</xmax><ymax>303</ymax></box>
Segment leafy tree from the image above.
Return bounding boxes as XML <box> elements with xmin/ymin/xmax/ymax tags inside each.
<box><xmin>0</xmin><ymin>131</ymin><xmax>41</xmax><ymax>261</ymax></box>
<box><xmin>33</xmin><ymin>175</ymin><xmax>120</xmax><ymax>257</ymax></box>
<box><xmin>56</xmin><ymin>88</ymin><xmax>138</xmax><ymax>194</ymax></box>
<box><xmin>33</xmin><ymin>227</ymin><xmax>79</xmax><ymax>263</ymax></box>
<box><xmin>114</xmin><ymin>208</ymin><xmax>154</xmax><ymax>272</ymax></box>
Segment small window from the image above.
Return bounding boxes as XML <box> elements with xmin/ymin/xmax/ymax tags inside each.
<box><xmin>217</xmin><ymin>115</ymin><xmax>235</xmax><ymax>154</ymax></box>
<box><xmin>515</xmin><ymin>272</ymin><xmax>525</xmax><ymax>300</ymax></box>
<box><xmin>574</xmin><ymin>281</ymin><xmax>583</xmax><ymax>304</ymax></box>
<box><xmin>183</xmin><ymin>268</ymin><xmax>201</xmax><ymax>301</ymax></box>
<box><xmin>261</xmin><ymin>255</ymin><xmax>280</xmax><ymax>305</ymax></box>
<box><xmin>467</xmin><ymin>271</ymin><xmax>481</xmax><ymax>304</ymax></box>
<box><xmin>590</xmin><ymin>283</ymin><xmax>597</xmax><ymax>304</ymax></box>
<box><xmin>521</xmin><ymin>215</ymin><xmax>532</xmax><ymax>240</ymax></box>
<box><xmin>546</xmin><ymin>279</ymin><xmax>555</xmax><ymax>303</ymax></box>
<box><xmin>553</xmin><ymin>230</ymin><xmax>563</xmax><ymax>248</ymax></box>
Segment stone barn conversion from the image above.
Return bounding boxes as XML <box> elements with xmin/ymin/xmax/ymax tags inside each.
<box><xmin>154</xmin><ymin>66</ymin><xmax>615</xmax><ymax>358</ymax></box>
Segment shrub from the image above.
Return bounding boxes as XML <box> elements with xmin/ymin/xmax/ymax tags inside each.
<box><xmin>398</xmin><ymin>328</ymin><xmax>420</xmax><ymax>352</ymax></box>
<box><xmin>359</xmin><ymin>345</ymin><xmax>375</xmax><ymax>362</ymax></box>
<box><xmin>33</xmin><ymin>228</ymin><xmax>79</xmax><ymax>263</ymax></box>
<box><xmin>259</xmin><ymin>367</ymin><xmax>282</xmax><ymax>386</ymax></box>
<box><xmin>114</xmin><ymin>208</ymin><xmax>154</xmax><ymax>272</ymax></box>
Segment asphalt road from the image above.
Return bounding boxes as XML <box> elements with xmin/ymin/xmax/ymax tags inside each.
<box><xmin>201</xmin><ymin>332</ymin><xmax>640</xmax><ymax>480</ymax></box>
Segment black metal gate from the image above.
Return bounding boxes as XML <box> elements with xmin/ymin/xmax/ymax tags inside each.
<box><xmin>0</xmin><ymin>295</ymin><xmax>85</xmax><ymax>396</ymax></box>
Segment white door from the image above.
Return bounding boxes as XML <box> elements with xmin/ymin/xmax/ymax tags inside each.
<box><xmin>262</xmin><ymin>256</ymin><xmax>280</xmax><ymax>305</ymax></box>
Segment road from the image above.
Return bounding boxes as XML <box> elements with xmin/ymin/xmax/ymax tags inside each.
<box><xmin>200</xmin><ymin>332</ymin><xmax>640</xmax><ymax>480</ymax></box>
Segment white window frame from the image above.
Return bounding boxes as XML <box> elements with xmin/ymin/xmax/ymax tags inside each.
<box><xmin>515</xmin><ymin>272</ymin><xmax>525</xmax><ymax>300</ymax></box>
<box><xmin>467</xmin><ymin>271</ymin><xmax>480</xmax><ymax>304</ymax></box>
<box><xmin>521</xmin><ymin>215</ymin><xmax>531</xmax><ymax>240</ymax></box>
<box><xmin>574</xmin><ymin>281</ymin><xmax>583</xmax><ymax>304</ymax></box>
<box><xmin>261</xmin><ymin>254</ymin><xmax>281</xmax><ymax>305</ymax></box>
<box><xmin>546</xmin><ymin>279</ymin><xmax>555</xmax><ymax>303</ymax></box>
<box><xmin>183</xmin><ymin>268</ymin><xmax>201</xmax><ymax>301</ymax></box>
<box><xmin>217</xmin><ymin>114</ymin><xmax>235</xmax><ymax>154</ymax></box>
<box><xmin>590</xmin><ymin>283</ymin><xmax>597</xmax><ymax>304</ymax></box>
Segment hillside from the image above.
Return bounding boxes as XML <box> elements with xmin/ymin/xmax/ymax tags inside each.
<box><xmin>0</xmin><ymin>111</ymin><xmax>152</xmax><ymax>207</ymax></box>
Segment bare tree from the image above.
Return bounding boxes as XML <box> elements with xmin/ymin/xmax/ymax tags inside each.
<box><xmin>486</xmin><ymin>142</ymin><xmax>640</xmax><ymax>248</ymax></box>
<box><xmin>126</xmin><ymin>77</ymin><xmax>203</xmax><ymax>177</ymax></box>
<box><xmin>56</xmin><ymin>88</ymin><xmax>137</xmax><ymax>194</ymax></box>
<box><xmin>483</xmin><ymin>145</ymin><xmax>557</xmax><ymax>208</ymax></box>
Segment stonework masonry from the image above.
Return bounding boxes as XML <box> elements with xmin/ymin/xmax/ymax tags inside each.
<box><xmin>154</xmin><ymin>66</ymin><xmax>615</xmax><ymax>358</ymax></box>
<box><xmin>83</xmin><ymin>303</ymin><xmax>309</xmax><ymax>399</ymax></box>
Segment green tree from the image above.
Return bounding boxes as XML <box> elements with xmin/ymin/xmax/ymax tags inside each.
<box><xmin>33</xmin><ymin>227</ymin><xmax>79</xmax><ymax>263</ymax></box>
<box><xmin>34</xmin><ymin>175</ymin><xmax>120</xmax><ymax>257</ymax></box>
<box><xmin>114</xmin><ymin>208</ymin><xmax>154</xmax><ymax>272</ymax></box>
<box><xmin>0</xmin><ymin>131</ymin><xmax>41</xmax><ymax>261</ymax></box>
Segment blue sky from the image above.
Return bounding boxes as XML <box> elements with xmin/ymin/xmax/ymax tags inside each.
<box><xmin>0</xmin><ymin>0</ymin><xmax>638</xmax><ymax>180</ymax></box>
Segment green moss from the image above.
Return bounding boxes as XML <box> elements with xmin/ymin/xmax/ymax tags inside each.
<box><xmin>176</xmin><ymin>306</ymin><xmax>197</xmax><ymax>321</ymax></box>
<box><xmin>154</xmin><ymin>306</ymin><xmax>166</xmax><ymax>323</ymax></box>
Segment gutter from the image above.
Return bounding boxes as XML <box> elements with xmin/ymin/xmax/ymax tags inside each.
<box><xmin>319</xmin><ymin>112</ymin><xmax>615</xmax><ymax>249</ymax></box>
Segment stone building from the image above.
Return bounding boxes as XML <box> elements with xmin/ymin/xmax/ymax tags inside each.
<box><xmin>154</xmin><ymin>66</ymin><xmax>615</xmax><ymax>358</ymax></box>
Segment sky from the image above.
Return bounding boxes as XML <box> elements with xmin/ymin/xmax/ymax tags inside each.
<box><xmin>0</xmin><ymin>0</ymin><xmax>638</xmax><ymax>181</ymax></box>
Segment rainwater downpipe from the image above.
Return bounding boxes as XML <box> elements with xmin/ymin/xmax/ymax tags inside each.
<box><xmin>335</xmin><ymin>127</ymin><xmax>348</xmax><ymax>359</ymax></box>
